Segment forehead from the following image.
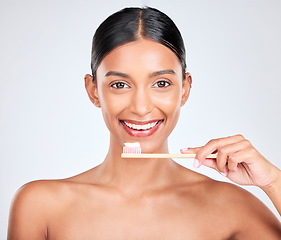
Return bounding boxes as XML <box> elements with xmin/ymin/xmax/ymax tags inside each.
<box><xmin>96</xmin><ymin>39</ymin><xmax>182</xmax><ymax>77</ymax></box>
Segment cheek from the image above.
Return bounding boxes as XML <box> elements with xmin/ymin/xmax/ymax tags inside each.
<box><xmin>154</xmin><ymin>87</ymin><xmax>182</xmax><ymax>133</ymax></box>
<box><xmin>154</xmin><ymin>86</ymin><xmax>182</xmax><ymax>115</ymax></box>
<box><xmin>98</xmin><ymin>87</ymin><xmax>129</xmax><ymax>127</ymax></box>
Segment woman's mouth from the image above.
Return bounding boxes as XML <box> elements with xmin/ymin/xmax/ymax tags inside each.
<box><xmin>120</xmin><ymin>119</ymin><xmax>163</xmax><ymax>137</ymax></box>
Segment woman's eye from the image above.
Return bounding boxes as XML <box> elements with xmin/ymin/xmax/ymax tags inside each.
<box><xmin>153</xmin><ymin>80</ymin><xmax>171</xmax><ymax>88</ymax></box>
<box><xmin>110</xmin><ymin>82</ymin><xmax>129</xmax><ymax>89</ymax></box>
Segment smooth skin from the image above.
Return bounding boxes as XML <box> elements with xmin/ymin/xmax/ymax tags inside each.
<box><xmin>8</xmin><ymin>39</ymin><xmax>281</xmax><ymax>239</ymax></box>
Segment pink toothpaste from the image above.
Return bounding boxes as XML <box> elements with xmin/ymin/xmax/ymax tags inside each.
<box><xmin>123</xmin><ymin>142</ymin><xmax>141</xmax><ymax>154</ymax></box>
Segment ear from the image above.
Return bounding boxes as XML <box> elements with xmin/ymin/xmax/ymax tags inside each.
<box><xmin>181</xmin><ymin>72</ymin><xmax>192</xmax><ymax>107</ymax></box>
<box><xmin>84</xmin><ymin>74</ymin><xmax>101</xmax><ymax>108</ymax></box>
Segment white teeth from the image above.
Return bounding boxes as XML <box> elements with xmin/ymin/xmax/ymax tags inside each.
<box><xmin>123</xmin><ymin>121</ymin><xmax>159</xmax><ymax>130</ymax></box>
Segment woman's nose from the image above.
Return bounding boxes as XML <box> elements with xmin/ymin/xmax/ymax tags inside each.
<box><xmin>129</xmin><ymin>88</ymin><xmax>153</xmax><ymax>117</ymax></box>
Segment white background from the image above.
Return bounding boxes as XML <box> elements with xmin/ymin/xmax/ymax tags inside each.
<box><xmin>1</xmin><ymin>0</ymin><xmax>281</xmax><ymax>238</ymax></box>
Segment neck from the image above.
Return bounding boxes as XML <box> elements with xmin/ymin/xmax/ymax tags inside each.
<box><xmin>95</xmin><ymin>135</ymin><xmax>177</xmax><ymax>196</ymax></box>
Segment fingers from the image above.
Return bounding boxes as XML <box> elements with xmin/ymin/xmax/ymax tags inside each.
<box><xmin>216</xmin><ymin>139</ymin><xmax>252</xmax><ymax>173</ymax></box>
<box><xmin>196</xmin><ymin>135</ymin><xmax>245</xmax><ymax>167</ymax></box>
<box><xmin>180</xmin><ymin>147</ymin><xmax>203</xmax><ymax>168</ymax></box>
<box><xmin>183</xmin><ymin>134</ymin><xmax>256</xmax><ymax>176</ymax></box>
<box><xmin>200</xmin><ymin>159</ymin><xmax>217</xmax><ymax>170</ymax></box>
<box><xmin>226</xmin><ymin>147</ymin><xmax>255</xmax><ymax>172</ymax></box>
<box><xmin>198</xmin><ymin>158</ymin><xmax>228</xmax><ymax>176</ymax></box>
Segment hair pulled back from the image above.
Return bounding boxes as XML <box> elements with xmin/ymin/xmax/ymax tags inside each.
<box><xmin>91</xmin><ymin>7</ymin><xmax>186</xmax><ymax>81</ymax></box>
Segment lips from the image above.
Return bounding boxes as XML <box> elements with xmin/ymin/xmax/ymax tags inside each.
<box><xmin>120</xmin><ymin>119</ymin><xmax>163</xmax><ymax>137</ymax></box>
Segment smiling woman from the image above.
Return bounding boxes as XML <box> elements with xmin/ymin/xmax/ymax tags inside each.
<box><xmin>7</xmin><ymin>6</ymin><xmax>281</xmax><ymax>240</ymax></box>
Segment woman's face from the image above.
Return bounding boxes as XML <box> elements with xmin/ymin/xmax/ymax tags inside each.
<box><xmin>87</xmin><ymin>39</ymin><xmax>191</xmax><ymax>153</ymax></box>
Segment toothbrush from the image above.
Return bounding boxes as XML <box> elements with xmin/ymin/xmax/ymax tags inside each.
<box><xmin>121</xmin><ymin>142</ymin><xmax>217</xmax><ymax>159</ymax></box>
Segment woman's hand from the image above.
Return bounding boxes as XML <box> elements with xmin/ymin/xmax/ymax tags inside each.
<box><xmin>180</xmin><ymin>134</ymin><xmax>281</xmax><ymax>189</ymax></box>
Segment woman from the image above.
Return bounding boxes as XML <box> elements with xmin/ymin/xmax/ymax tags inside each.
<box><xmin>8</xmin><ymin>7</ymin><xmax>281</xmax><ymax>239</ymax></box>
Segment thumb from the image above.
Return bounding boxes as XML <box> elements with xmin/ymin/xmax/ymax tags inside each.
<box><xmin>180</xmin><ymin>147</ymin><xmax>201</xmax><ymax>154</ymax></box>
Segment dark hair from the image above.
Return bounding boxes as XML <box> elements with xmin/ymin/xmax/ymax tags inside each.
<box><xmin>91</xmin><ymin>7</ymin><xmax>186</xmax><ymax>81</ymax></box>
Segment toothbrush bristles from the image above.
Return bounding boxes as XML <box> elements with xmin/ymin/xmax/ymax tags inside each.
<box><xmin>123</xmin><ymin>146</ymin><xmax>141</xmax><ymax>154</ymax></box>
<box><xmin>123</xmin><ymin>142</ymin><xmax>141</xmax><ymax>154</ymax></box>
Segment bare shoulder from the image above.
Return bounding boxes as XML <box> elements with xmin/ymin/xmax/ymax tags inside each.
<box><xmin>177</xmin><ymin>167</ymin><xmax>279</xmax><ymax>221</ymax></box>
<box><xmin>8</xmin><ymin>179</ymin><xmax>80</xmax><ymax>240</ymax></box>
<box><xmin>206</xmin><ymin>180</ymin><xmax>278</xmax><ymax>219</ymax></box>
<box><xmin>8</xmin><ymin>180</ymin><xmax>48</xmax><ymax>239</ymax></box>
<box><xmin>9</xmin><ymin>179</ymin><xmax>87</xmax><ymax>214</ymax></box>
<box><xmin>199</xmin><ymin>177</ymin><xmax>281</xmax><ymax>238</ymax></box>
<box><xmin>174</xmin><ymin>165</ymin><xmax>281</xmax><ymax>238</ymax></box>
<box><xmin>10</xmin><ymin>179</ymin><xmax>70</xmax><ymax>208</ymax></box>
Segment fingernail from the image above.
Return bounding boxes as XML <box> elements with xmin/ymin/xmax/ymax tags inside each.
<box><xmin>180</xmin><ymin>147</ymin><xmax>189</xmax><ymax>151</ymax></box>
<box><xmin>220</xmin><ymin>171</ymin><xmax>227</xmax><ymax>177</ymax></box>
<box><xmin>193</xmin><ymin>159</ymin><xmax>200</xmax><ymax>168</ymax></box>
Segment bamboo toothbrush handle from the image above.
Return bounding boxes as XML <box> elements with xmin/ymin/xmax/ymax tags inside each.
<box><xmin>121</xmin><ymin>153</ymin><xmax>217</xmax><ymax>159</ymax></box>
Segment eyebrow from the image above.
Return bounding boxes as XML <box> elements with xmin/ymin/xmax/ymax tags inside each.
<box><xmin>149</xmin><ymin>69</ymin><xmax>176</xmax><ymax>78</ymax></box>
<box><xmin>105</xmin><ymin>69</ymin><xmax>176</xmax><ymax>78</ymax></box>
<box><xmin>105</xmin><ymin>71</ymin><xmax>129</xmax><ymax>78</ymax></box>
